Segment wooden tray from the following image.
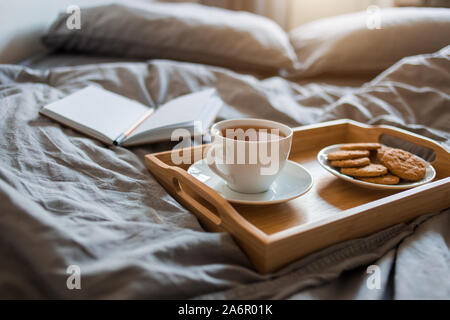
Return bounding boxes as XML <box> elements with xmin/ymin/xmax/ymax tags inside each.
<box><xmin>145</xmin><ymin>119</ymin><xmax>450</xmax><ymax>273</ymax></box>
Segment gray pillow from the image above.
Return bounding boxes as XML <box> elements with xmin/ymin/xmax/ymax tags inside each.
<box><xmin>43</xmin><ymin>2</ymin><xmax>298</xmax><ymax>74</ymax></box>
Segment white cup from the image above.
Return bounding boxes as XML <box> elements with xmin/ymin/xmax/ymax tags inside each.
<box><xmin>207</xmin><ymin>119</ymin><xmax>293</xmax><ymax>194</ymax></box>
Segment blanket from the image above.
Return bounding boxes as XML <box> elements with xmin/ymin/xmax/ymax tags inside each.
<box><xmin>0</xmin><ymin>46</ymin><xmax>449</xmax><ymax>299</ymax></box>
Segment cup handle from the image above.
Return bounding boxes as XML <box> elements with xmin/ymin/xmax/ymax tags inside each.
<box><xmin>206</xmin><ymin>145</ymin><xmax>233</xmax><ymax>183</ymax></box>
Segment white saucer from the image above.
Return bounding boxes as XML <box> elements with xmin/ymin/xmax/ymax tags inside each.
<box><xmin>187</xmin><ymin>159</ymin><xmax>313</xmax><ymax>205</ymax></box>
<box><xmin>317</xmin><ymin>144</ymin><xmax>436</xmax><ymax>190</ymax></box>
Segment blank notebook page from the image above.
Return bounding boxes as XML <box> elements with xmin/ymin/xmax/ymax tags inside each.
<box><xmin>129</xmin><ymin>89</ymin><xmax>216</xmax><ymax>137</ymax></box>
<box><xmin>43</xmin><ymin>86</ymin><xmax>149</xmax><ymax>141</ymax></box>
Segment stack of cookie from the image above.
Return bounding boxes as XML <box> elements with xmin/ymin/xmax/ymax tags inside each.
<box><xmin>327</xmin><ymin>143</ymin><xmax>427</xmax><ymax>185</ymax></box>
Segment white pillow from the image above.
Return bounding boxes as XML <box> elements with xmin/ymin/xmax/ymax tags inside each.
<box><xmin>288</xmin><ymin>7</ymin><xmax>450</xmax><ymax>77</ymax></box>
<box><xmin>43</xmin><ymin>2</ymin><xmax>298</xmax><ymax>74</ymax></box>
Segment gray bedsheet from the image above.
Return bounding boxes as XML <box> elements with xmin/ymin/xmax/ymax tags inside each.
<box><xmin>0</xmin><ymin>46</ymin><xmax>449</xmax><ymax>299</ymax></box>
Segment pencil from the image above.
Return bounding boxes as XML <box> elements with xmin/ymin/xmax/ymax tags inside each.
<box><xmin>113</xmin><ymin>108</ymin><xmax>155</xmax><ymax>146</ymax></box>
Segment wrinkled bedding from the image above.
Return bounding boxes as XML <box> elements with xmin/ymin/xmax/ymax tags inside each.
<box><xmin>0</xmin><ymin>46</ymin><xmax>449</xmax><ymax>299</ymax></box>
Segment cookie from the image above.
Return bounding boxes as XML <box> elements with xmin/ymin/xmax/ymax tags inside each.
<box><xmin>340</xmin><ymin>143</ymin><xmax>382</xmax><ymax>151</ymax></box>
<box><xmin>358</xmin><ymin>174</ymin><xmax>400</xmax><ymax>185</ymax></box>
<box><xmin>330</xmin><ymin>157</ymin><xmax>370</xmax><ymax>168</ymax></box>
<box><xmin>380</xmin><ymin>148</ymin><xmax>426</xmax><ymax>181</ymax></box>
<box><xmin>341</xmin><ymin>164</ymin><xmax>388</xmax><ymax>177</ymax></box>
<box><xmin>327</xmin><ymin>150</ymin><xmax>370</xmax><ymax>160</ymax></box>
<box><xmin>376</xmin><ymin>147</ymin><xmax>393</xmax><ymax>163</ymax></box>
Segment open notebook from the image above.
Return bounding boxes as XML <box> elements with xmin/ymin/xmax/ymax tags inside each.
<box><xmin>40</xmin><ymin>86</ymin><xmax>223</xmax><ymax>146</ymax></box>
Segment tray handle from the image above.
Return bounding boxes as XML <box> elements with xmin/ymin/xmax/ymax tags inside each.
<box><xmin>366</xmin><ymin>124</ymin><xmax>450</xmax><ymax>178</ymax></box>
<box><xmin>166</xmin><ymin>166</ymin><xmax>230</xmax><ymax>227</ymax></box>
<box><xmin>371</xmin><ymin>125</ymin><xmax>448</xmax><ymax>162</ymax></box>
<box><xmin>146</xmin><ymin>154</ymin><xmax>269</xmax><ymax>243</ymax></box>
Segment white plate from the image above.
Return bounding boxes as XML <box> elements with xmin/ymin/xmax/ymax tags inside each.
<box><xmin>187</xmin><ymin>159</ymin><xmax>313</xmax><ymax>205</ymax></box>
<box><xmin>317</xmin><ymin>144</ymin><xmax>436</xmax><ymax>190</ymax></box>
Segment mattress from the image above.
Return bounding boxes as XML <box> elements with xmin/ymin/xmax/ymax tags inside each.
<box><xmin>1</xmin><ymin>47</ymin><xmax>449</xmax><ymax>299</ymax></box>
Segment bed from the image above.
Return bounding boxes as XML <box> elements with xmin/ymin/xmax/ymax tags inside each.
<box><xmin>0</xmin><ymin>2</ymin><xmax>449</xmax><ymax>299</ymax></box>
